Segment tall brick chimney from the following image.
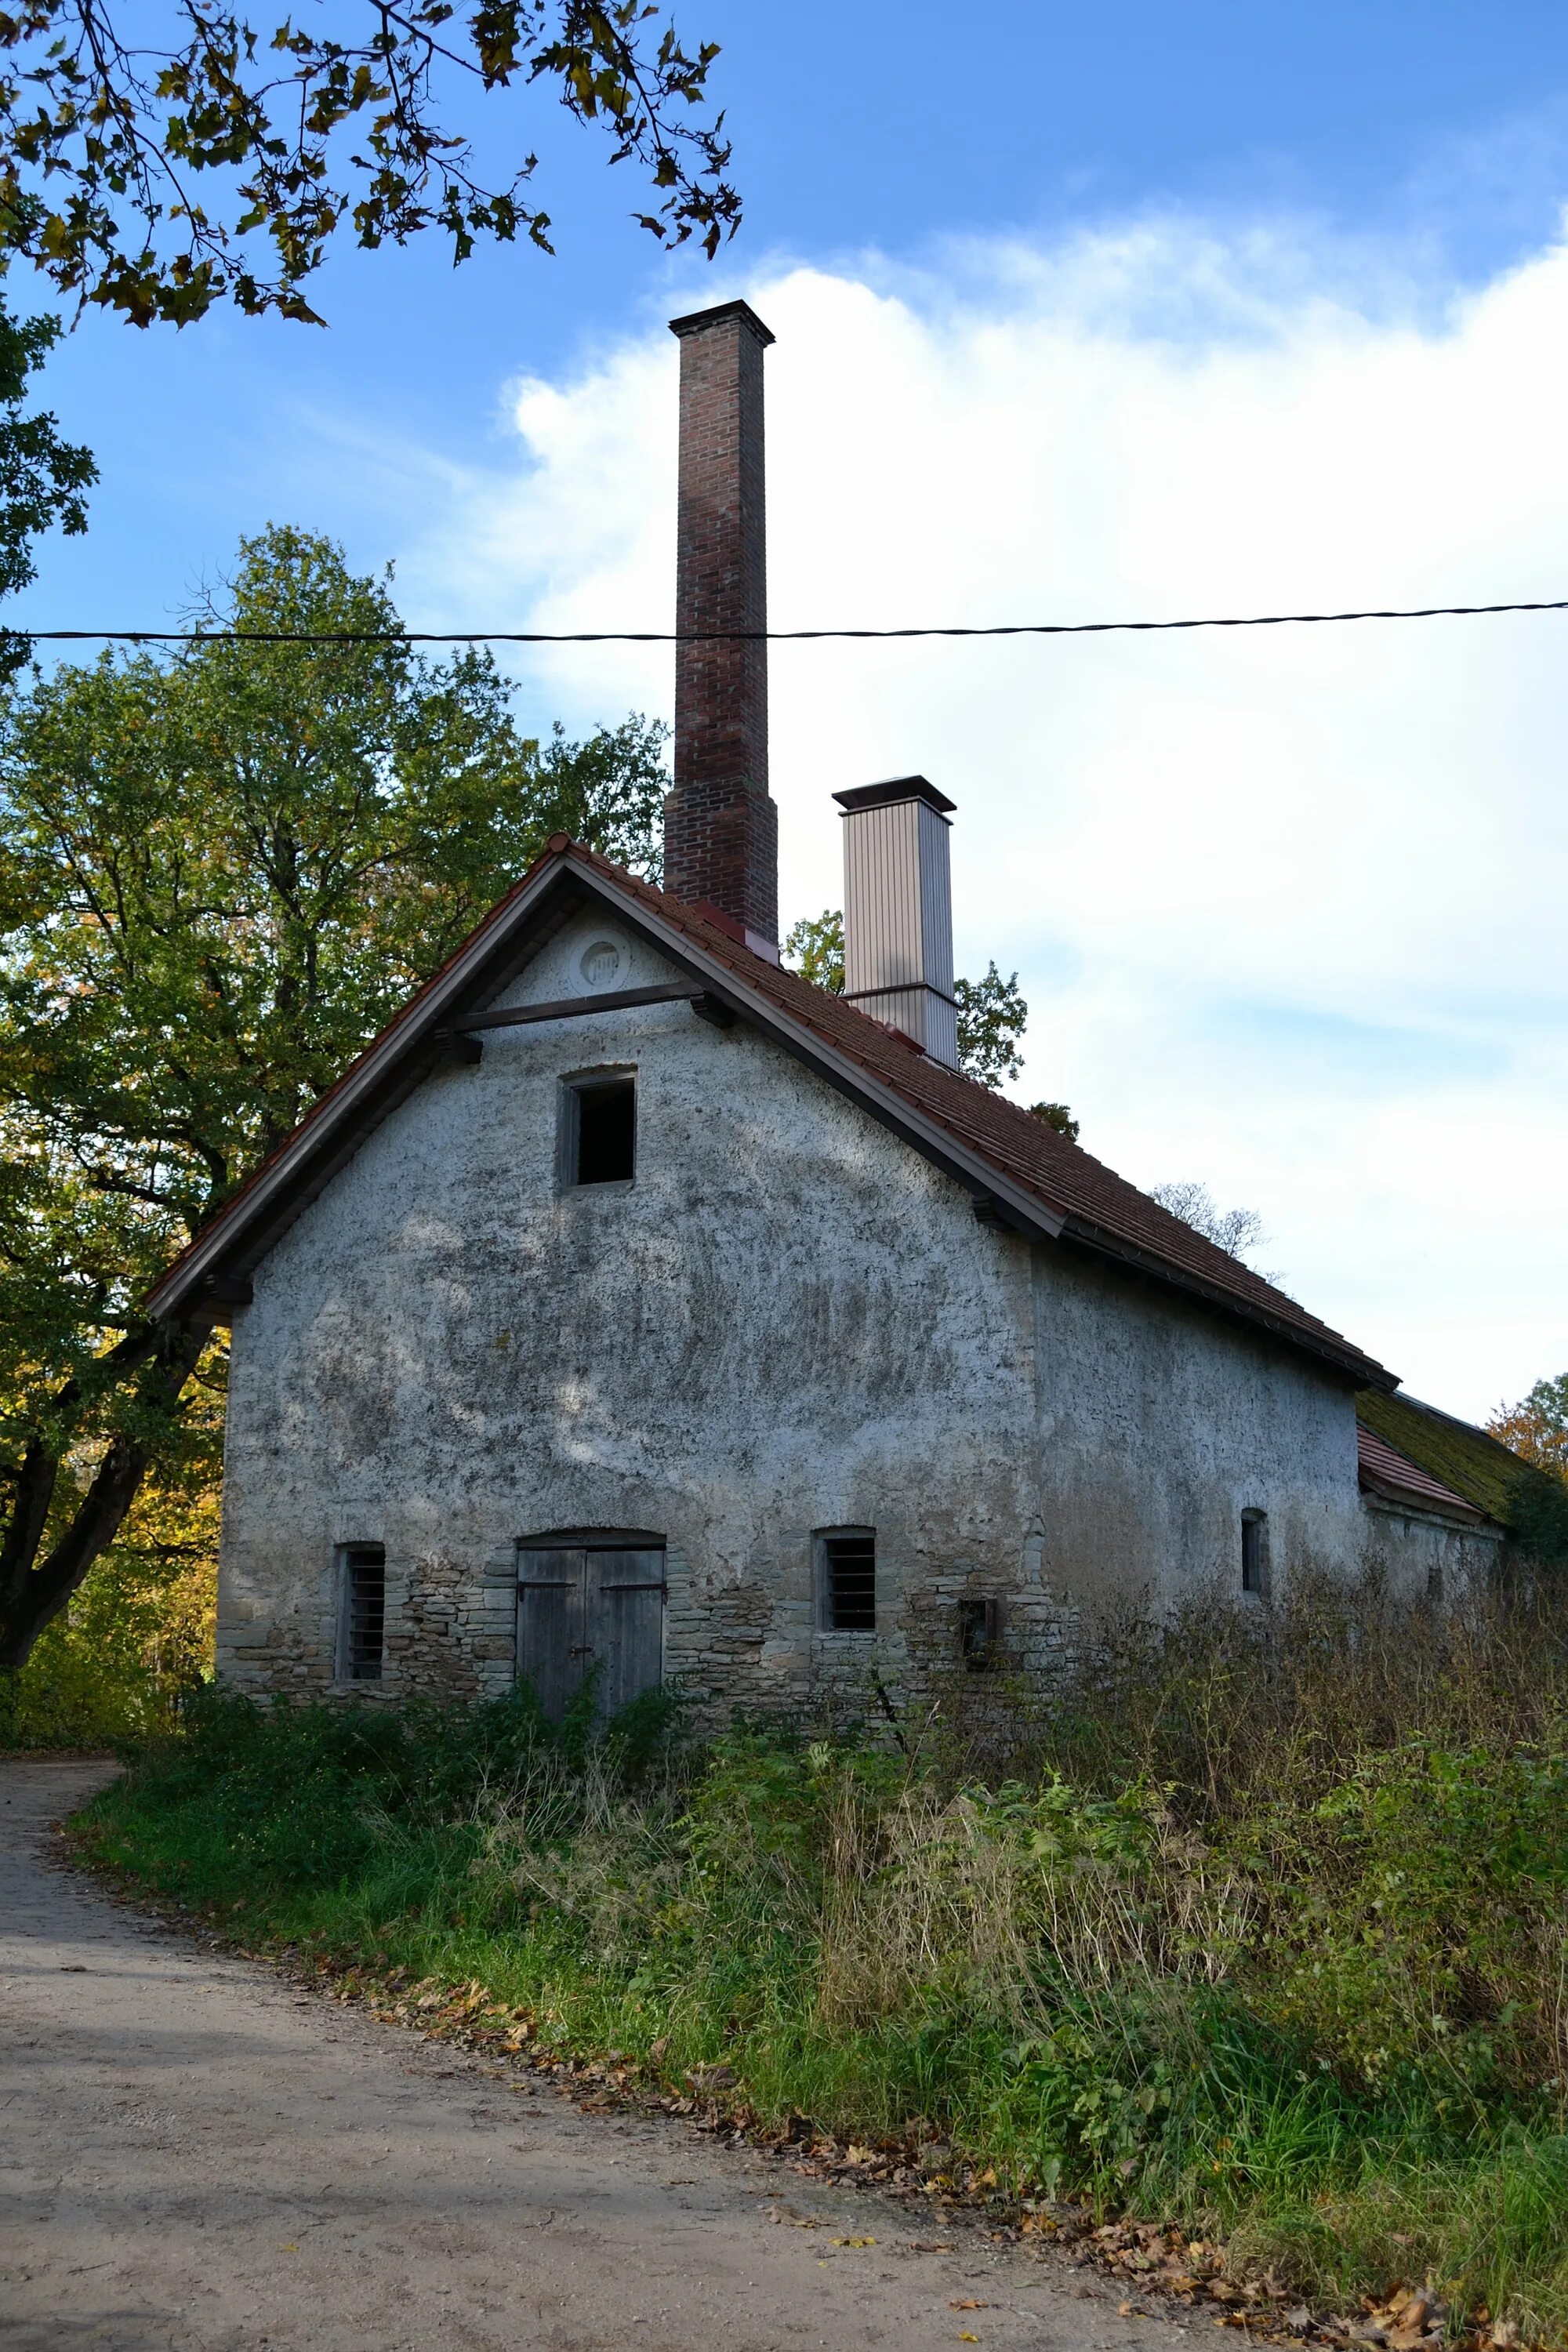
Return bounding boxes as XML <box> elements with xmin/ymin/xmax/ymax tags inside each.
<box><xmin>664</xmin><ymin>299</ymin><xmax>779</xmax><ymax>958</ymax></box>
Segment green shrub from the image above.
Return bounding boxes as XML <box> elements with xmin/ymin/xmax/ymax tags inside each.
<box><xmin>76</xmin><ymin>1577</ymin><xmax>1568</xmax><ymax>2335</ymax></box>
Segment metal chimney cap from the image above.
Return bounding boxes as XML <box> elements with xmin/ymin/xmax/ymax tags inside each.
<box><xmin>833</xmin><ymin>775</ymin><xmax>956</xmax><ymax>817</ymax></box>
<box><xmin>668</xmin><ymin>298</ymin><xmax>776</xmax><ymax>347</ymax></box>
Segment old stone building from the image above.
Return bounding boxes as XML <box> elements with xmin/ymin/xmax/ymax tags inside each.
<box><xmin>147</xmin><ymin>300</ymin><xmax>1506</xmax><ymax>1721</ymax></box>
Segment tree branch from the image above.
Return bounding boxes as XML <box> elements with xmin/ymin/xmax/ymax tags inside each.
<box><xmin>0</xmin><ymin>1317</ymin><xmax>205</xmax><ymax>1670</ymax></box>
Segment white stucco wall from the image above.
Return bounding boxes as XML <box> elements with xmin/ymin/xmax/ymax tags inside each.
<box><xmin>216</xmin><ymin>911</ymin><xmax>1375</xmax><ymax>1717</ymax></box>
<box><xmin>1359</xmin><ymin>1497</ymin><xmax>1504</xmax><ymax>1601</ymax></box>
<box><xmin>1033</xmin><ymin>1249</ymin><xmax>1367</xmax><ymax>1618</ymax></box>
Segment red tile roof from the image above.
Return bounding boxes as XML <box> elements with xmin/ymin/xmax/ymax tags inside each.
<box><xmin>146</xmin><ymin>839</ymin><xmax>1395</xmax><ymax>1390</ymax></box>
<box><xmin>1356</xmin><ymin>1422</ymin><xmax>1488</xmax><ymax>1521</ymax></box>
<box><xmin>582</xmin><ymin>851</ymin><xmax>1391</xmax><ymax>1386</ymax></box>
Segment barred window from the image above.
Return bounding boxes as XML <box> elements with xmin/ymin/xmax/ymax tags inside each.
<box><xmin>339</xmin><ymin>1544</ymin><xmax>386</xmax><ymax>1681</ymax></box>
<box><xmin>818</xmin><ymin>1529</ymin><xmax>876</xmax><ymax>1632</ymax></box>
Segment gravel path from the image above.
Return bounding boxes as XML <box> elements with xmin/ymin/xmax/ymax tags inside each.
<box><xmin>1</xmin><ymin>1755</ymin><xmax>1189</xmax><ymax>2352</ymax></box>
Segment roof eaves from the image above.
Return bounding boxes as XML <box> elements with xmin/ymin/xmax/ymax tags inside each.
<box><xmin>1359</xmin><ymin>1472</ymin><xmax>1489</xmax><ymax>1526</ymax></box>
<box><xmin>557</xmin><ymin>877</ymin><xmax>1072</xmax><ymax>1245</ymax></box>
<box><xmin>1058</xmin><ymin>1212</ymin><xmax>1394</xmax><ymax>1391</ymax></box>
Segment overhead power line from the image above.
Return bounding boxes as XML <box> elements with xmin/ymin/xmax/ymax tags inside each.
<box><xmin>6</xmin><ymin>595</ymin><xmax>1568</xmax><ymax>647</ymax></box>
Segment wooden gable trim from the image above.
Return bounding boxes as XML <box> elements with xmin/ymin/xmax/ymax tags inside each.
<box><xmin>145</xmin><ymin>852</ymin><xmax>1068</xmax><ymax>1325</ymax></box>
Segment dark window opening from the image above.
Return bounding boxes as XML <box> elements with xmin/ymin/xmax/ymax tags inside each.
<box><xmin>1241</xmin><ymin>1511</ymin><xmax>1266</xmax><ymax>1596</ymax></box>
<box><xmin>569</xmin><ymin>1076</ymin><xmax>636</xmax><ymax>1187</ymax></box>
<box><xmin>819</xmin><ymin>1530</ymin><xmax>876</xmax><ymax>1631</ymax></box>
<box><xmin>958</xmin><ymin>1595</ymin><xmax>1000</xmax><ymax>1671</ymax></box>
<box><xmin>340</xmin><ymin>1544</ymin><xmax>386</xmax><ymax>1680</ymax></box>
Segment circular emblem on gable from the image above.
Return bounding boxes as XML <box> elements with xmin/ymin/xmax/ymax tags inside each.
<box><xmin>579</xmin><ymin>938</ymin><xmax>623</xmax><ymax>989</ymax></box>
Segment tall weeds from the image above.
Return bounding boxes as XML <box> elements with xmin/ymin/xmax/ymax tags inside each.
<box><xmin>80</xmin><ymin>1568</ymin><xmax>1568</xmax><ymax>2333</ymax></box>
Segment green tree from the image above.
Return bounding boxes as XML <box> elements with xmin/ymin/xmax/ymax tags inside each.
<box><xmin>0</xmin><ymin>523</ymin><xmax>667</xmax><ymax>1670</ymax></box>
<box><xmin>1490</xmin><ymin>1375</ymin><xmax>1568</xmax><ymax>1479</ymax></box>
<box><xmin>955</xmin><ymin>962</ymin><xmax>1026</xmax><ymax>1088</ymax></box>
<box><xmin>0</xmin><ymin>288</ymin><xmax>94</xmax><ymax>664</ymax></box>
<box><xmin>0</xmin><ymin>4</ymin><xmax>738</xmax><ymax>328</ymax></box>
<box><xmin>782</xmin><ymin>907</ymin><xmax>844</xmax><ymax>993</ymax></box>
<box><xmin>1490</xmin><ymin>1377</ymin><xmax>1568</xmax><ymax>1561</ymax></box>
<box><xmin>782</xmin><ymin>908</ymin><xmax>1029</xmax><ymax>1091</ymax></box>
<box><xmin>1028</xmin><ymin>1101</ymin><xmax>1078</xmax><ymax>1141</ymax></box>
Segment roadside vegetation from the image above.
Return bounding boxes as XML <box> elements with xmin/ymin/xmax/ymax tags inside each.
<box><xmin>76</xmin><ymin>1570</ymin><xmax>1568</xmax><ymax>2342</ymax></box>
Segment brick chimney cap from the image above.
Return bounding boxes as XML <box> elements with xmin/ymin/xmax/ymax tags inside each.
<box><xmin>834</xmin><ymin>775</ymin><xmax>956</xmax><ymax>817</ymax></box>
<box><xmin>668</xmin><ymin>297</ymin><xmax>775</xmax><ymax>347</ymax></box>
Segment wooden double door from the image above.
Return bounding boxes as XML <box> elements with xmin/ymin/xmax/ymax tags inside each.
<box><xmin>517</xmin><ymin>1537</ymin><xmax>666</xmax><ymax>1721</ymax></box>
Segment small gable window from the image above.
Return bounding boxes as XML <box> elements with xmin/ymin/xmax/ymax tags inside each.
<box><xmin>818</xmin><ymin>1528</ymin><xmax>877</xmax><ymax>1632</ymax></box>
<box><xmin>563</xmin><ymin>1072</ymin><xmax>636</xmax><ymax>1188</ymax></box>
<box><xmin>958</xmin><ymin>1595</ymin><xmax>1000</xmax><ymax>1671</ymax></box>
<box><xmin>338</xmin><ymin>1543</ymin><xmax>386</xmax><ymax>1681</ymax></box>
<box><xmin>1240</xmin><ymin>1509</ymin><xmax>1268</xmax><ymax>1598</ymax></box>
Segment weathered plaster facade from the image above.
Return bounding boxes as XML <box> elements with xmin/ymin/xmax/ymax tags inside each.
<box><xmin>1359</xmin><ymin>1497</ymin><xmax>1504</xmax><ymax>1602</ymax></box>
<box><xmin>216</xmin><ymin>912</ymin><xmax>1387</xmax><ymax>1721</ymax></box>
<box><xmin>1033</xmin><ymin>1247</ymin><xmax>1367</xmax><ymax>1617</ymax></box>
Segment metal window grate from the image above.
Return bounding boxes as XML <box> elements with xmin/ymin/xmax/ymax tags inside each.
<box><xmin>342</xmin><ymin>1544</ymin><xmax>386</xmax><ymax>1680</ymax></box>
<box><xmin>822</xmin><ymin>1530</ymin><xmax>876</xmax><ymax>1632</ymax></box>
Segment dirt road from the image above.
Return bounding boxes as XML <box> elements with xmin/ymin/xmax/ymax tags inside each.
<box><xmin>2</xmin><ymin>1758</ymin><xmax>1189</xmax><ymax>2352</ymax></box>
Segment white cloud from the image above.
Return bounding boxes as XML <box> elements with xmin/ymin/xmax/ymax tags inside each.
<box><xmin>397</xmin><ymin>218</ymin><xmax>1568</xmax><ymax>1420</ymax></box>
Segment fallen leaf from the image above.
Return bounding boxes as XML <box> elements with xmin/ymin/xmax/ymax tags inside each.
<box><xmin>952</xmin><ymin>2302</ymin><xmax>989</xmax><ymax>2311</ymax></box>
<box><xmin>830</xmin><ymin>2236</ymin><xmax>876</xmax><ymax>2248</ymax></box>
<box><xmin>959</xmin><ymin>2337</ymin><xmax>980</xmax><ymax>2345</ymax></box>
<box><xmin>684</xmin><ymin>2063</ymin><xmax>735</xmax><ymax>2093</ymax></box>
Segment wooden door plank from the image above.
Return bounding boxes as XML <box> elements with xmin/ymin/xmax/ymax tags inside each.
<box><xmin>586</xmin><ymin>1548</ymin><xmax>665</xmax><ymax>1718</ymax></box>
<box><xmin>518</xmin><ymin>1546</ymin><xmax>586</xmax><ymax>1720</ymax></box>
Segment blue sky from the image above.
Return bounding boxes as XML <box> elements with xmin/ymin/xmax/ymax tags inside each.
<box><xmin>23</xmin><ymin>1</ymin><xmax>1568</xmax><ymax>628</ymax></box>
<box><xmin>9</xmin><ymin>2</ymin><xmax>1568</xmax><ymax>1417</ymax></box>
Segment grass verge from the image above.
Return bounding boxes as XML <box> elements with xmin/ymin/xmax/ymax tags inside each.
<box><xmin>74</xmin><ymin>1580</ymin><xmax>1568</xmax><ymax>2346</ymax></box>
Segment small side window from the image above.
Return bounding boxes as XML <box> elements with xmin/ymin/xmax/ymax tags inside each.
<box><xmin>1240</xmin><ymin>1510</ymin><xmax>1268</xmax><ymax>1598</ymax></box>
<box><xmin>958</xmin><ymin>1595</ymin><xmax>1000</xmax><ymax>1671</ymax></box>
<box><xmin>339</xmin><ymin>1544</ymin><xmax>386</xmax><ymax>1681</ymax></box>
<box><xmin>563</xmin><ymin>1073</ymin><xmax>636</xmax><ymax>1188</ymax></box>
<box><xmin>818</xmin><ymin>1528</ymin><xmax>877</xmax><ymax>1632</ymax></box>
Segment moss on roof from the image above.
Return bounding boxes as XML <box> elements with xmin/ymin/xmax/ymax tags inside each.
<box><xmin>1354</xmin><ymin>1388</ymin><xmax>1547</xmax><ymax>1528</ymax></box>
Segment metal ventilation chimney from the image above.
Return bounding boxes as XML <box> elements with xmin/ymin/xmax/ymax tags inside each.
<box><xmin>662</xmin><ymin>298</ymin><xmax>779</xmax><ymax>959</ymax></box>
<box><xmin>834</xmin><ymin>776</ymin><xmax>959</xmax><ymax>1069</ymax></box>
